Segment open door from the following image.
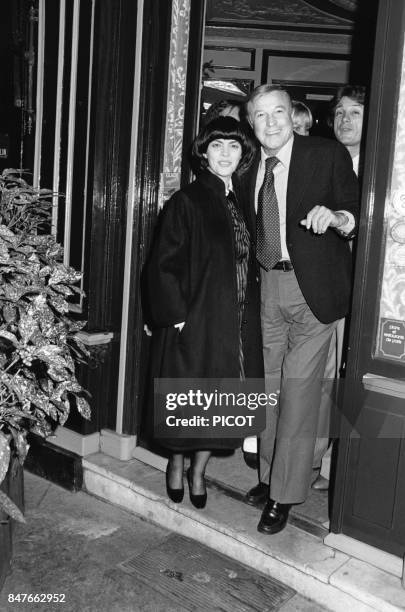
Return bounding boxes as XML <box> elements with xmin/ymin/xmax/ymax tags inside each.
<box><xmin>330</xmin><ymin>0</ymin><xmax>405</xmax><ymax>559</ymax></box>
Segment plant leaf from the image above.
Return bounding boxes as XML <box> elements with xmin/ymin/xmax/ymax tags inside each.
<box><xmin>0</xmin><ymin>432</ymin><xmax>11</xmax><ymax>485</ymax></box>
<box><xmin>0</xmin><ymin>490</ymin><xmax>25</xmax><ymax>523</ymax></box>
<box><xmin>0</xmin><ymin>330</ymin><xmax>19</xmax><ymax>346</ymax></box>
<box><xmin>76</xmin><ymin>396</ymin><xmax>91</xmax><ymax>420</ymax></box>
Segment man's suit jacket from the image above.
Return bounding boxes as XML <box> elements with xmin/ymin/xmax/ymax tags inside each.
<box><xmin>240</xmin><ymin>133</ymin><xmax>359</xmax><ymax>324</ymax></box>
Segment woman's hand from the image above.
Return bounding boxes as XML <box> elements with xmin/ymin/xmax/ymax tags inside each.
<box><xmin>144</xmin><ymin>322</ymin><xmax>185</xmax><ymax>336</ymax></box>
<box><xmin>144</xmin><ymin>324</ymin><xmax>152</xmax><ymax>336</ymax></box>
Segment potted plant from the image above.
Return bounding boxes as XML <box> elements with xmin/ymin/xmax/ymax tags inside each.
<box><xmin>0</xmin><ymin>168</ymin><xmax>90</xmax><ymax>588</ymax></box>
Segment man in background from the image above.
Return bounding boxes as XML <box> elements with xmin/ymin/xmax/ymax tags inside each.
<box><xmin>312</xmin><ymin>85</ymin><xmax>365</xmax><ymax>490</ymax></box>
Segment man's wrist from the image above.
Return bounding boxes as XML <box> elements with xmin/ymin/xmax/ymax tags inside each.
<box><xmin>334</xmin><ymin>210</ymin><xmax>355</xmax><ymax>236</ymax></box>
<box><xmin>334</xmin><ymin>211</ymin><xmax>349</xmax><ymax>228</ymax></box>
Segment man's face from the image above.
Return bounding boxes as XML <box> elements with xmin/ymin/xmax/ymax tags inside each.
<box><xmin>333</xmin><ymin>96</ymin><xmax>364</xmax><ymax>151</ymax></box>
<box><xmin>249</xmin><ymin>90</ymin><xmax>294</xmax><ymax>155</ymax></box>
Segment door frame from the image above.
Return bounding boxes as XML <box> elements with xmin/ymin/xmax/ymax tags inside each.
<box><xmin>330</xmin><ymin>0</ymin><xmax>405</xmax><ymax>547</ymax></box>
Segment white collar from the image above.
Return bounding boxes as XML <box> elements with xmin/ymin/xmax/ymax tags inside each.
<box><xmin>225</xmin><ymin>177</ymin><xmax>234</xmax><ymax>196</ymax></box>
<box><xmin>352</xmin><ymin>154</ymin><xmax>360</xmax><ymax>176</ymax></box>
<box><xmin>260</xmin><ymin>134</ymin><xmax>294</xmax><ymax>168</ymax></box>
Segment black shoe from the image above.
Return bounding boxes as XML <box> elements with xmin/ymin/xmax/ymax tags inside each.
<box><xmin>257</xmin><ymin>499</ymin><xmax>291</xmax><ymax>535</ymax></box>
<box><xmin>243</xmin><ymin>451</ymin><xmax>258</xmax><ymax>470</ymax></box>
<box><xmin>311</xmin><ymin>474</ymin><xmax>329</xmax><ymax>491</ymax></box>
<box><xmin>187</xmin><ymin>468</ymin><xmax>207</xmax><ymax>509</ymax></box>
<box><xmin>166</xmin><ymin>462</ymin><xmax>184</xmax><ymax>503</ymax></box>
<box><xmin>246</xmin><ymin>482</ymin><xmax>269</xmax><ymax>506</ymax></box>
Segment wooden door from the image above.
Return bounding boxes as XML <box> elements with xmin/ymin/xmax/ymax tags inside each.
<box><xmin>330</xmin><ymin>0</ymin><xmax>405</xmax><ymax>558</ymax></box>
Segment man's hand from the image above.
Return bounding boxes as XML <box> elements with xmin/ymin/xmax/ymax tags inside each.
<box><xmin>144</xmin><ymin>324</ymin><xmax>152</xmax><ymax>336</ymax></box>
<box><xmin>300</xmin><ymin>206</ymin><xmax>348</xmax><ymax>234</ymax></box>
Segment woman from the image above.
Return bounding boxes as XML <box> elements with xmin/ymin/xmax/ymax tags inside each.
<box><xmin>291</xmin><ymin>100</ymin><xmax>313</xmax><ymax>136</ymax></box>
<box><xmin>144</xmin><ymin>117</ymin><xmax>263</xmax><ymax>508</ymax></box>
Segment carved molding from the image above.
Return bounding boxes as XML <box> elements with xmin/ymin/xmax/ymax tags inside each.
<box><xmin>161</xmin><ymin>0</ymin><xmax>191</xmax><ymax>206</ymax></box>
<box><xmin>375</xmin><ymin>42</ymin><xmax>405</xmax><ymax>363</ymax></box>
<box><xmin>326</xmin><ymin>0</ymin><xmax>357</xmax><ymax>10</ymax></box>
<box><xmin>378</xmin><ymin>46</ymin><xmax>405</xmax><ymax>324</ymax></box>
<box><xmin>305</xmin><ymin>0</ymin><xmax>357</xmax><ymax>15</ymax></box>
<box><xmin>206</xmin><ymin>0</ymin><xmax>353</xmax><ymax>28</ymax></box>
<box><xmin>205</xmin><ymin>27</ymin><xmax>352</xmax><ymax>55</ymax></box>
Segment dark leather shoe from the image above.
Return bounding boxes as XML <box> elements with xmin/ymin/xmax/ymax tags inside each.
<box><xmin>246</xmin><ymin>482</ymin><xmax>269</xmax><ymax>505</ymax></box>
<box><xmin>166</xmin><ymin>463</ymin><xmax>184</xmax><ymax>503</ymax></box>
<box><xmin>311</xmin><ymin>474</ymin><xmax>329</xmax><ymax>491</ymax></box>
<box><xmin>243</xmin><ymin>451</ymin><xmax>258</xmax><ymax>470</ymax></box>
<box><xmin>186</xmin><ymin>468</ymin><xmax>207</xmax><ymax>509</ymax></box>
<box><xmin>257</xmin><ymin>499</ymin><xmax>291</xmax><ymax>534</ymax></box>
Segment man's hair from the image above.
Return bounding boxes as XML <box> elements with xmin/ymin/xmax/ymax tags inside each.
<box><xmin>331</xmin><ymin>85</ymin><xmax>366</xmax><ymax>114</ymax></box>
<box><xmin>203</xmin><ymin>99</ymin><xmax>244</xmax><ymax>125</ymax></box>
<box><xmin>291</xmin><ymin>100</ymin><xmax>313</xmax><ymax>130</ymax></box>
<box><xmin>192</xmin><ymin>116</ymin><xmax>256</xmax><ymax>173</ymax></box>
<box><xmin>246</xmin><ymin>84</ymin><xmax>292</xmax><ymax>121</ymax></box>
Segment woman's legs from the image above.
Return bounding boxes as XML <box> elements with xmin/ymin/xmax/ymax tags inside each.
<box><xmin>167</xmin><ymin>452</ymin><xmax>184</xmax><ymax>490</ymax></box>
<box><xmin>189</xmin><ymin>450</ymin><xmax>211</xmax><ymax>495</ymax></box>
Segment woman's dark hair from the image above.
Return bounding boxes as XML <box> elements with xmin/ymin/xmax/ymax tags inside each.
<box><xmin>192</xmin><ymin>116</ymin><xmax>256</xmax><ymax>174</ymax></box>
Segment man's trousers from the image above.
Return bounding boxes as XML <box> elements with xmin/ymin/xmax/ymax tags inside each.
<box><xmin>259</xmin><ymin>268</ymin><xmax>337</xmax><ymax>504</ymax></box>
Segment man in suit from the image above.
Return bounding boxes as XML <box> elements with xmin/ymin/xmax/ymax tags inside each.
<box><xmin>312</xmin><ymin>84</ymin><xmax>366</xmax><ymax>491</ymax></box>
<box><xmin>242</xmin><ymin>84</ymin><xmax>359</xmax><ymax>534</ymax></box>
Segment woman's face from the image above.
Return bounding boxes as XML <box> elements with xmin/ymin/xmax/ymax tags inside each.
<box><xmin>292</xmin><ymin>113</ymin><xmax>309</xmax><ymax>136</ymax></box>
<box><xmin>204</xmin><ymin>138</ymin><xmax>242</xmax><ymax>184</ymax></box>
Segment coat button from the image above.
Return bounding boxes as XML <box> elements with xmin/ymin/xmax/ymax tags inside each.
<box><xmin>242</xmin><ymin>319</ymin><xmax>247</xmax><ymax>324</ymax></box>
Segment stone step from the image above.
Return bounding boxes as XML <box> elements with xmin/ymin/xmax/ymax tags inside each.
<box><xmin>83</xmin><ymin>453</ymin><xmax>405</xmax><ymax>612</ymax></box>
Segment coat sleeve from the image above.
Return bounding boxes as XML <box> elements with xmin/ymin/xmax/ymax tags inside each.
<box><xmin>331</xmin><ymin>140</ymin><xmax>360</xmax><ymax>230</ymax></box>
<box><xmin>144</xmin><ymin>193</ymin><xmax>190</xmax><ymax>329</ymax></box>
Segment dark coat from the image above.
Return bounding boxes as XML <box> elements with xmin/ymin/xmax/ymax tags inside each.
<box><xmin>241</xmin><ymin>134</ymin><xmax>359</xmax><ymax>324</ymax></box>
<box><xmin>144</xmin><ymin>170</ymin><xmax>263</xmax><ymax>450</ymax></box>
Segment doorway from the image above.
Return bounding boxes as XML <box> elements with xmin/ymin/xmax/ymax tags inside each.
<box><xmin>134</xmin><ymin>0</ymin><xmax>379</xmax><ymax>533</ymax></box>
<box><xmin>184</xmin><ymin>0</ymin><xmax>378</xmax><ymax>155</ymax></box>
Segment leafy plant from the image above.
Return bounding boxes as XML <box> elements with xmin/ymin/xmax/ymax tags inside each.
<box><xmin>0</xmin><ymin>169</ymin><xmax>90</xmax><ymax>521</ymax></box>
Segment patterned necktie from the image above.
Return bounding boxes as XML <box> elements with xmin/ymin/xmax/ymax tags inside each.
<box><xmin>256</xmin><ymin>156</ymin><xmax>281</xmax><ymax>271</ymax></box>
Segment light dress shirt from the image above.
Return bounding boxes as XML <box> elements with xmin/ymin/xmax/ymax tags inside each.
<box><xmin>352</xmin><ymin>154</ymin><xmax>360</xmax><ymax>177</ymax></box>
<box><xmin>254</xmin><ymin>135</ymin><xmax>355</xmax><ymax>262</ymax></box>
